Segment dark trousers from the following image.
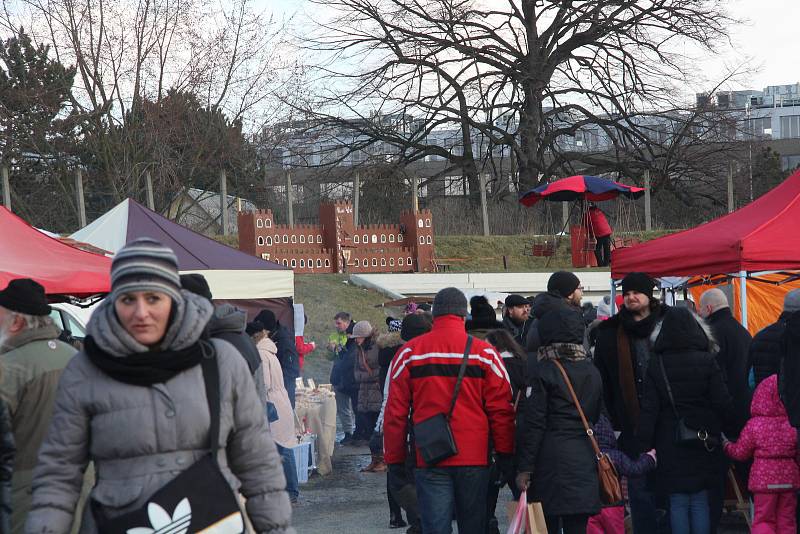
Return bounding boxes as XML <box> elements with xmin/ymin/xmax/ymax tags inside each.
<box><xmin>595</xmin><ymin>235</ymin><xmax>612</xmax><ymax>266</ymax></box>
<box><xmin>544</xmin><ymin>513</ymin><xmax>589</xmax><ymax>534</ymax></box>
<box><xmin>284</xmin><ymin>374</ymin><xmax>297</xmax><ymax>410</ymax></box>
<box><xmin>389</xmin><ymin>452</ymin><xmax>421</xmax><ymax>531</ymax></box>
<box><xmin>388</xmin><ymin>475</ymin><xmax>403</xmax><ymax>520</ymax></box>
<box><xmin>415</xmin><ymin>466</ymin><xmax>489</xmax><ymax>534</ymax></box>
<box><xmin>276</xmin><ymin>444</ymin><xmax>299</xmax><ymax>500</ymax></box>
<box><xmin>355</xmin><ymin>410</ymin><xmax>378</xmax><ymax>440</ymax></box>
<box><xmin>629</xmin><ymin>474</ymin><xmax>670</xmax><ymax>534</ymax></box>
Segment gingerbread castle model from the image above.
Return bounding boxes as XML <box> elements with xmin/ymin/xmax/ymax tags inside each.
<box><xmin>238</xmin><ymin>202</ymin><xmax>435</xmax><ymax>273</ymax></box>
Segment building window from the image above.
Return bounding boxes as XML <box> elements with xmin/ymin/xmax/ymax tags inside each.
<box><xmin>300</xmin><ymin>235</ymin><xmax>306</xmax><ymax>244</ymax></box>
<box><xmin>372</xmin><ymin>234</ymin><xmax>378</xmax><ymax>244</ymax></box>
<box><xmin>282</xmin><ymin>259</ymin><xmax>288</xmax><ymax>266</ymax></box>
<box><xmin>418</xmin><ymin>219</ymin><xmax>424</xmax><ymax>228</ymax></box>
<box><xmin>317</xmin><ymin>235</ymin><xmax>323</xmax><ymax>243</ymax></box>
<box><xmin>275</xmin><ymin>234</ymin><xmax>280</xmax><ymax>243</ymax></box>
<box><xmin>390</xmin><ymin>258</ymin><xmax>395</xmax><ymax>266</ymax></box>
<box><xmin>398</xmin><ymin>234</ymin><xmax>403</xmax><ymax>242</ymax></box>
<box><xmin>425</xmin><ymin>218</ymin><xmax>431</xmax><ymax>227</ymax></box>
<box><xmin>389</xmin><ymin>234</ymin><xmax>395</xmax><ymax>243</ymax></box>
<box><xmin>308</xmin><ymin>235</ymin><xmax>313</xmax><ymax>244</ymax></box>
<box><xmin>282</xmin><ymin>235</ymin><xmax>288</xmax><ymax>243</ymax></box>
<box><xmin>300</xmin><ymin>259</ymin><xmax>305</xmax><ymax>268</ymax></box>
<box><xmin>363</xmin><ymin>234</ymin><xmax>368</xmax><ymax>243</ymax></box>
<box><xmin>354</xmin><ymin>258</ymin><xmax>360</xmax><ymax>267</ymax></box>
<box><xmin>317</xmin><ymin>259</ymin><xmax>322</xmax><ymax>267</ymax></box>
<box><xmin>426</xmin><ymin>235</ymin><xmax>432</xmax><ymax>244</ymax></box>
<box><xmin>372</xmin><ymin>258</ymin><xmax>378</xmax><ymax>267</ymax></box>
<box><xmin>381</xmin><ymin>257</ymin><xmax>386</xmax><ymax>267</ymax></box>
<box><xmin>419</xmin><ymin>236</ymin><xmax>425</xmax><ymax>245</ymax></box>
<box><xmin>261</xmin><ymin>253</ymin><xmax>270</xmax><ymax>260</ymax></box>
<box><xmin>325</xmin><ymin>259</ymin><xmax>331</xmax><ymax>267</ymax></box>
<box><xmin>266</xmin><ymin>236</ymin><xmax>273</xmax><ymax>246</ymax></box>
<box><xmin>354</xmin><ymin>235</ymin><xmax>360</xmax><ymax>244</ymax></box>
<box><xmin>291</xmin><ymin>235</ymin><xmax>297</xmax><ymax>243</ymax></box>
<box><xmin>407</xmin><ymin>257</ymin><xmax>413</xmax><ymax>266</ymax></box>
<box><xmin>265</xmin><ymin>219</ymin><xmax>272</xmax><ymax>228</ymax></box>
<box><xmin>381</xmin><ymin>234</ymin><xmax>387</xmax><ymax>243</ymax></box>
<box><xmin>257</xmin><ymin>236</ymin><xmax>264</xmax><ymax>246</ymax></box>
<box><xmin>780</xmin><ymin>115</ymin><xmax>800</xmax><ymax>139</ymax></box>
<box><xmin>256</xmin><ymin>219</ymin><xmax>263</xmax><ymax>229</ymax></box>
<box><xmin>399</xmin><ymin>257</ymin><xmax>404</xmax><ymax>266</ymax></box>
<box><xmin>291</xmin><ymin>259</ymin><xmax>297</xmax><ymax>268</ymax></box>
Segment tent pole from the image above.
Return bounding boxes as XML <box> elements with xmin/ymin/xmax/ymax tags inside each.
<box><xmin>739</xmin><ymin>270</ymin><xmax>748</xmax><ymax>328</ymax></box>
<box><xmin>610</xmin><ymin>278</ymin><xmax>617</xmax><ymax>316</ymax></box>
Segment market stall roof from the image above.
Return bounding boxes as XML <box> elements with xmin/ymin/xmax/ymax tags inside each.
<box><xmin>71</xmin><ymin>199</ymin><xmax>293</xmax><ymax>298</ymax></box>
<box><xmin>0</xmin><ymin>207</ymin><xmax>111</xmax><ymax>296</ymax></box>
<box><xmin>612</xmin><ymin>169</ymin><xmax>800</xmax><ymax>278</ymax></box>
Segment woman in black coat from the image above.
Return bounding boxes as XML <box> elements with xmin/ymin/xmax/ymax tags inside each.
<box><xmin>516</xmin><ymin>308</ymin><xmax>603</xmax><ymax>534</ymax></box>
<box><xmin>637</xmin><ymin>307</ymin><xmax>732</xmax><ymax>534</ymax></box>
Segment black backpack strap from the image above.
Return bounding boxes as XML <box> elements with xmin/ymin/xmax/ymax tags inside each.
<box><xmin>658</xmin><ymin>355</ymin><xmax>681</xmax><ymax>420</ymax></box>
<box><xmin>200</xmin><ymin>340</ymin><xmax>221</xmax><ymax>461</ymax></box>
<box><xmin>447</xmin><ymin>336</ymin><xmax>474</xmax><ymax>419</ymax></box>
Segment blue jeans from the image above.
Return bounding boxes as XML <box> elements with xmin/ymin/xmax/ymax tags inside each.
<box><xmin>276</xmin><ymin>444</ymin><xmax>299</xmax><ymax>501</ymax></box>
<box><xmin>669</xmin><ymin>490</ymin><xmax>710</xmax><ymax>534</ymax></box>
<box><xmin>415</xmin><ymin>466</ymin><xmax>489</xmax><ymax>534</ymax></box>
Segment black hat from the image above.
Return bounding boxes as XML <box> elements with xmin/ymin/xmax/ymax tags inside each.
<box><xmin>180</xmin><ymin>273</ymin><xmax>213</xmax><ymax>301</ymax></box>
<box><xmin>417</xmin><ymin>303</ymin><xmax>432</xmax><ymax>312</ymax></box>
<box><xmin>547</xmin><ymin>271</ymin><xmax>581</xmax><ymax>298</ymax></box>
<box><xmin>621</xmin><ymin>272</ymin><xmax>656</xmax><ymax>299</ymax></box>
<box><xmin>432</xmin><ymin>287</ymin><xmax>468</xmax><ymax>318</ymax></box>
<box><xmin>0</xmin><ymin>278</ymin><xmax>51</xmax><ymax>316</ymax></box>
<box><xmin>246</xmin><ymin>320</ymin><xmax>265</xmax><ymax>336</ymax></box>
<box><xmin>505</xmin><ymin>294</ymin><xmax>528</xmax><ymax>308</ymax></box>
<box><xmin>255</xmin><ymin>309</ymin><xmax>277</xmax><ymax>332</ymax></box>
<box><xmin>401</xmin><ymin>313</ymin><xmax>433</xmax><ymax>341</ymax></box>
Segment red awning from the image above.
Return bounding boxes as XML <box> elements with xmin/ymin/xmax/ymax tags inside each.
<box><xmin>612</xmin><ymin>169</ymin><xmax>800</xmax><ymax>278</ymax></box>
<box><xmin>0</xmin><ymin>207</ymin><xmax>111</xmax><ymax>297</ymax></box>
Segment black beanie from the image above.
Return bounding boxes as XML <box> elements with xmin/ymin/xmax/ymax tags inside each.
<box><xmin>0</xmin><ymin>278</ymin><xmax>51</xmax><ymax>316</ymax></box>
<box><xmin>180</xmin><ymin>273</ymin><xmax>213</xmax><ymax>301</ymax></box>
<box><xmin>547</xmin><ymin>271</ymin><xmax>581</xmax><ymax>298</ymax></box>
<box><xmin>255</xmin><ymin>309</ymin><xmax>277</xmax><ymax>332</ymax></box>
<box><xmin>401</xmin><ymin>313</ymin><xmax>433</xmax><ymax>341</ymax></box>
<box><xmin>246</xmin><ymin>320</ymin><xmax>265</xmax><ymax>336</ymax></box>
<box><xmin>621</xmin><ymin>272</ymin><xmax>656</xmax><ymax>299</ymax></box>
<box><xmin>470</xmin><ymin>296</ymin><xmax>498</xmax><ymax>322</ymax></box>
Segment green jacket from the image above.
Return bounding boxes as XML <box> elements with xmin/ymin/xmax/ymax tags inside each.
<box><xmin>327</xmin><ymin>331</ymin><xmax>349</xmax><ymax>361</ymax></box>
<box><xmin>0</xmin><ymin>324</ymin><xmax>77</xmax><ymax>534</ymax></box>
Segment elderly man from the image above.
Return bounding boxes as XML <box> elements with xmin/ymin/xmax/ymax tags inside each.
<box><xmin>699</xmin><ymin>287</ymin><xmax>753</xmax><ymax>534</ymax></box>
<box><xmin>0</xmin><ymin>279</ymin><xmax>78</xmax><ymax>533</ymax></box>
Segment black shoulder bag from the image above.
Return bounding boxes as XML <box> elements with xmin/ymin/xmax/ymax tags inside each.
<box><xmin>93</xmin><ymin>346</ymin><xmax>247</xmax><ymax>533</ymax></box>
<box><xmin>413</xmin><ymin>336</ymin><xmax>473</xmax><ymax>466</ymax></box>
<box><xmin>658</xmin><ymin>356</ymin><xmax>716</xmax><ymax>452</ymax></box>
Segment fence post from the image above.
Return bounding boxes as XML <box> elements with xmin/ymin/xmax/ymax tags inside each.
<box><xmin>479</xmin><ymin>173</ymin><xmax>490</xmax><ymax>236</ymax></box>
<box><xmin>1</xmin><ymin>166</ymin><xmax>10</xmax><ymax>210</ymax></box>
<box><xmin>145</xmin><ymin>171</ymin><xmax>155</xmax><ymax>210</ymax></box>
<box><xmin>727</xmin><ymin>162</ymin><xmax>735</xmax><ymax>213</ymax></box>
<box><xmin>286</xmin><ymin>170</ymin><xmax>294</xmax><ymax>228</ymax></box>
<box><xmin>354</xmin><ymin>171</ymin><xmax>360</xmax><ymax>227</ymax></box>
<box><xmin>220</xmin><ymin>169</ymin><xmax>229</xmax><ymax>235</ymax></box>
<box><xmin>75</xmin><ymin>168</ymin><xmax>87</xmax><ymax>228</ymax></box>
<box><xmin>644</xmin><ymin>169</ymin><xmax>652</xmax><ymax>231</ymax></box>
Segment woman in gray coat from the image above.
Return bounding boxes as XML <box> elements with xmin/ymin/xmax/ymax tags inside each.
<box><xmin>25</xmin><ymin>238</ymin><xmax>293</xmax><ymax>534</ymax></box>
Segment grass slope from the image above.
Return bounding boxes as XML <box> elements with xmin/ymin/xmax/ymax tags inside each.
<box><xmin>295</xmin><ymin>274</ymin><xmax>394</xmax><ymax>385</ymax></box>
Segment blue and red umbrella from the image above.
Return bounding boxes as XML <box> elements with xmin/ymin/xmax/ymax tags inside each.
<box><xmin>519</xmin><ymin>175</ymin><xmax>645</xmax><ymax>206</ymax></box>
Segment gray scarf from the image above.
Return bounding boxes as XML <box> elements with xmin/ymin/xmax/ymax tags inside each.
<box><xmin>537</xmin><ymin>343</ymin><xmax>587</xmax><ymax>362</ymax></box>
<box><xmin>87</xmin><ymin>290</ymin><xmax>213</xmax><ymax>357</ymax></box>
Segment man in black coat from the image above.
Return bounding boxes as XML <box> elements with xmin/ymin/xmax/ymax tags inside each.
<box><xmin>698</xmin><ymin>288</ymin><xmax>753</xmax><ymax>533</ymax></box>
<box><xmin>699</xmin><ymin>288</ymin><xmax>752</xmax><ymax>436</ymax></box>
<box><xmin>525</xmin><ymin>271</ymin><xmax>584</xmax><ymax>358</ymax></box>
<box><xmin>255</xmin><ymin>308</ymin><xmax>300</xmax><ymax>408</ymax></box>
<box><xmin>594</xmin><ymin>272</ymin><xmax>667</xmax><ymax>534</ymax></box>
<box><xmin>502</xmin><ymin>294</ymin><xmax>532</xmax><ymax>347</ymax></box>
<box><xmin>750</xmin><ymin>289</ymin><xmax>800</xmax><ymax>386</ymax></box>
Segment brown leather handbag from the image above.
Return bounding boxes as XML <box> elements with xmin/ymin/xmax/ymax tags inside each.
<box><xmin>553</xmin><ymin>360</ymin><xmax>623</xmax><ymax>505</ymax></box>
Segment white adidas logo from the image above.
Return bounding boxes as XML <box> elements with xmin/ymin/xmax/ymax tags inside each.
<box><xmin>126</xmin><ymin>498</ymin><xmax>244</xmax><ymax>534</ymax></box>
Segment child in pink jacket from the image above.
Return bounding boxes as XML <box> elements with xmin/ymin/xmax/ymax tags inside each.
<box><xmin>724</xmin><ymin>374</ymin><xmax>800</xmax><ymax>534</ymax></box>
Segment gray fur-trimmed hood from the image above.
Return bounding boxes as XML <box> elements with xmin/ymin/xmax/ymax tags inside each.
<box><xmin>651</xmin><ymin>306</ymin><xmax>718</xmax><ymax>354</ymax></box>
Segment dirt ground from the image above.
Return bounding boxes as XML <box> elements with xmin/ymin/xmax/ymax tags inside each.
<box><xmin>291</xmin><ymin>442</ymin><xmax>750</xmax><ymax>534</ymax></box>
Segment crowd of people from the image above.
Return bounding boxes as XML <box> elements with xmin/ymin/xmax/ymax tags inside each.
<box><xmin>2</xmin><ymin>235</ymin><xmax>800</xmax><ymax>534</ymax></box>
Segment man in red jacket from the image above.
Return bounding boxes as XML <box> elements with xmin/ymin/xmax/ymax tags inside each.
<box><xmin>384</xmin><ymin>287</ymin><xmax>515</xmax><ymax>534</ymax></box>
<box><xmin>582</xmin><ymin>203</ymin><xmax>613</xmax><ymax>267</ymax></box>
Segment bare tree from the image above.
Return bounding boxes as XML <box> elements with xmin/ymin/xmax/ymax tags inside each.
<box><xmin>300</xmin><ymin>0</ymin><xmax>738</xmax><ymax>192</ymax></box>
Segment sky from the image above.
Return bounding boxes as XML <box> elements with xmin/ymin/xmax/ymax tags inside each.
<box><xmin>263</xmin><ymin>0</ymin><xmax>800</xmax><ymax>93</ymax></box>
